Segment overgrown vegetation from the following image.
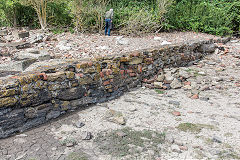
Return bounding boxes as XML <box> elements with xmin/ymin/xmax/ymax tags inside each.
<box><xmin>66</xmin><ymin>151</ymin><xmax>89</xmax><ymax>160</ymax></box>
<box><xmin>94</xmin><ymin>127</ymin><xmax>165</xmax><ymax>158</ymax></box>
<box><xmin>166</xmin><ymin>0</ymin><xmax>240</xmax><ymax>36</ymax></box>
<box><xmin>0</xmin><ymin>0</ymin><xmax>239</xmax><ymax>36</ymax></box>
<box><xmin>177</xmin><ymin>123</ymin><xmax>217</xmax><ymax>133</ymax></box>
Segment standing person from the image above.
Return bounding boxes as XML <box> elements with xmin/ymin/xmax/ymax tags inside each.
<box><xmin>105</xmin><ymin>8</ymin><xmax>113</xmax><ymax>36</ymax></box>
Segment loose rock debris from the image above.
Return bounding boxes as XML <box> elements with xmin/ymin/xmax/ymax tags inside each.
<box><xmin>0</xmin><ymin>27</ymin><xmax>221</xmax><ymax>76</ymax></box>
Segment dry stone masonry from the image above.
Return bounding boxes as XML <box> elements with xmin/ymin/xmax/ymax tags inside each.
<box><xmin>0</xmin><ymin>38</ymin><xmax>228</xmax><ymax>138</ymax></box>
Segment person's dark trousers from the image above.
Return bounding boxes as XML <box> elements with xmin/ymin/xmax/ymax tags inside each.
<box><xmin>105</xmin><ymin>19</ymin><xmax>111</xmax><ymax>36</ymax></box>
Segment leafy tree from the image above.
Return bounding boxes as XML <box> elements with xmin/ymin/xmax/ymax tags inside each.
<box><xmin>0</xmin><ymin>0</ymin><xmax>20</xmax><ymax>27</ymax></box>
<box><xmin>22</xmin><ymin>0</ymin><xmax>52</xmax><ymax>29</ymax></box>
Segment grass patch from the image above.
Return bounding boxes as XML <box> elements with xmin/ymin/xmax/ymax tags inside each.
<box><xmin>66</xmin><ymin>152</ymin><xmax>89</xmax><ymax>160</ymax></box>
<box><xmin>177</xmin><ymin>123</ymin><xmax>216</xmax><ymax>133</ymax></box>
<box><xmin>204</xmin><ymin>138</ymin><xmax>214</xmax><ymax>145</ymax></box>
<box><xmin>224</xmin><ymin>132</ymin><xmax>233</xmax><ymax>137</ymax></box>
<box><xmin>218</xmin><ymin>150</ymin><xmax>240</xmax><ymax>159</ymax></box>
<box><xmin>155</xmin><ymin>89</ymin><xmax>164</xmax><ymax>94</ymax></box>
<box><xmin>94</xmin><ymin>127</ymin><xmax>165</xmax><ymax>158</ymax></box>
<box><xmin>51</xmin><ymin>28</ymin><xmax>65</xmax><ymax>34</ymax></box>
<box><xmin>60</xmin><ymin>137</ymin><xmax>77</xmax><ymax>146</ymax></box>
<box><xmin>175</xmin><ymin>118</ymin><xmax>182</xmax><ymax>121</ymax></box>
<box><xmin>185</xmin><ymin>68</ymin><xmax>194</xmax><ymax>73</ymax></box>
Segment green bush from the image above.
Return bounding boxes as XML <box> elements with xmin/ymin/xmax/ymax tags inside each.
<box><xmin>1</xmin><ymin>0</ymin><xmax>239</xmax><ymax>37</ymax></box>
<box><xmin>106</xmin><ymin>0</ymin><xmax>172</xmax><ymax>35</ymax></box>
<box><xmin>47</xmin><ymin>2</ymin><xmax>73</xmax><ymax>27</ymax></box>
<box><xmin>0</xmin><ymin>0</ymin><xmax>72</xmax><ymax>28</ymax></box>
<box><xmin>165</xmin><ymin>0</ymin><xmax>240</xmax><ymax>36</ymax></box>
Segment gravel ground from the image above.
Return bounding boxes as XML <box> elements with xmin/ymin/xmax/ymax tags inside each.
<box><xmin>0</xmin><ymin>38</ymin><xmax>239</xmax><ymax>160</ymax></box>
<box><xmin>46</xmin><ymin>31</ymin><xmax>219</xmax><ymax>59</ymax></box>
<box><xmin>1</xmin><ymin>31</ymin><xmax>219</xmax><ymax>64</ymax></box>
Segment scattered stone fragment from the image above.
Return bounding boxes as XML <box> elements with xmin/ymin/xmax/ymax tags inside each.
<box><xmin>215</xmin><ymin>77</ymin><xmax>224</xmax><ymax>82</ymax></box>
<box><xmin>200</xmin><ymin>97</ymin><xmax>209</xmax><ymax>101</ymax></box>
<box><xmin>174</xmin><ymin>140</ymin><xmax>184</xmax><ymax>146</ymax></box>
<box><xmin>82</xmin><ymin>131</ymin><xmax>92</xmax><ymax>140</ymax></box>
<box><xmin>165</xmin><ymin>73</ymin><xmax>174</xmax><ymax>82</ymax></box>
<box><xmin>200</xmin><ymin>85</ymin><xmax>210</xmax><ymax>91</ymax></box>
<box><xmin>154</xmin><ymin>82</ymin><xmax>163</xmax><ymax>88</ymax></box>
<box><xmin>74</xmin><ymin>121</ymin><xmax>85</xmax><ymax>128</ymax></box>
<box><xmin>96</xmin><ymin>45</ymin><xmax>110</xmax><ymax>50</ymax></box>
<box><xmin>163</xmin><ymin>83</ymin><xmax>171</xmax><ymax>90</ymax></box>
<box><xmin>198</xmin><ymin>71</ymin><xmax>206</xmax><ymax>76</ymax></box>
<box><xmin>56</xmin><ymin>40</ymin><xmax>72</xmax><ymax>51</ymax></box>
<box><xmin>16</xmin><ymin>134</ymin><xmax>28</xmax><ymax>137</ymax></box>
<box><xmin>165</xmin><ymin>135</ymin><xmax>174</xmax><ymax>144</ymax></box>
<box><xmin>184</xmin><ymin>81</ymin><xmax>191</xmax><ymax>86</ymax></box>
<box><xmin>153</xmin><ymin>37</ymin><xmax>161</xmax><ymax>41</ymax></box>
<box><xmin>156</xmin><ymin>73</ymin><xmax>165</xmax><ymax>82</ymax></box>
<box><xmin>129</xmin><ymin>107</ymin><xmax>137</xmax><ymax>112</ymax></box>
<box><xmin>15</xmin><ymin>153</ymin><xmax>27</xmax><ymax>160</ymax></box>
<box><xmin>206</xmin><ymin>61</ymin><xmax>216</xmax><ymax>65</ymax></box>
<box><xmin>179</xmin><ymin>146</ymin><xmax>188</xmax><ymax>151</ymax></box>
<box><xmin>172</xmin><ymin>111</ymin><xmax>181</xmax><ymax>116</ymax></box>
<box><xmin>66</xmin><ymin>142</ymin><xmax>75</xmax><ymax>147</ymax></box>
<box><xmin>170</xmin><ymin>78</ymin><xmax>182</xmax><ymax>89</ymax></box>
<box><xmin>179</xmin><ymin>69</ymin><xmax>191</xmax><ymax>79</ymax></box>
<box><xmin>183</xmin><ymin>85</ymin><xmax>192</xmax><ymax>90</ymax></box>
<box><xmin>18</xmin><ymin>31</ymin><xmax>30</xmax><ymax>39</ymax></box>
<box><xmin>29</xmin><ymin>34</ymin><xmax>44</xmax><ymax>44</ymax></box>
<box><xmin>191</xmin><ymin>94</ymin><xmax>199</xmax><ymax>99</ymax></box>
<box><xmin>113</xmin><ymin>116</ymin><xmax>126</xmax><ymax>125</ymax></box>
<box><xmin>169</xmin><ymin>101</ymin><xmax>180</xmax><ymax>106</ymax></box>
<box><xmin>161</xmin><ymin>40</ymin><xmax>172</xmax><ymax>45</ymax></box>
<box><xmin>171</xmin><ymin>144</ymin><xmax>182</xmax><ymax>153</ymax></box>
<box><xmin>212</xmin><ymin>136</ymin><xmax>222</xmax><ymax>143</ymax></box>
<box><xmin>116</xmin><ymin>131</ymin><xmax>127</xmax><ymax>138</ymax></box>
<box><xmin>105</xmin><ymin>109</ymin><xmax>126</xmax><ymax>125</ymax></box>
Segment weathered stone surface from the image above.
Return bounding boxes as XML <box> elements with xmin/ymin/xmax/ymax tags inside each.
<box><xmin>47</xmin><ymin>72</ymin><xmax>66</xmax><ymax>81</ymax></box>
<box><xmin>198</xmin><ymin>43</ymin><xmax>217</xmax><ymax>53</ymax></box>
<box><xmin>14</xmin><ymin>50</ymin><xmax>50</xmax><ymax>61</ymax></box>
<box><xmin>129</xmin><ymin>57</ymin><xmax>143</xmax><ymax>65</ymax></box>
<box><xmin>154</xmin><ymin>82</ymin><xmax>163</xmax><ymax>88</ymax></box>
<box><xmin>156</xmin><ymin>72</ymin><xmax>165</xmax><ymax>82</ymax></box>
<box><xmin>170</xmin><ymin>78</ymin><xmax>182</xmax><ymax>89</ymax></box>
<box><xmin>57</xmin><ymin>87</ymin><xmax>86</xmax><ymax>101</ymax></box>
<box><xmin>46</xmin><ymin>110</ymin><xmax>61</xmax><ymax>120</ymax></box>
<box><xmin>0</xmin><ymin>97</ymin><xmax>18</xmax><ymax>108</ymax></box>
<box><xmin>0</xmin><ymin>41</ymin><xmax>31</xmax><ymax>49</ymax></box>
<box><xmin>0</xmin><ymin>59</ymin><xmax>36</xmax><ymax>71</ymax></box>
<box><xmin>0</xmin><ymin>89</ymin><xmax>19</xmax><ymax>98</ymax></box>
<box><xmin>82</xmin><ymin>132</ymin><xmax>92</xmax><ymax>140</ymax></box>
<box><xmin>18</xmin><ymin>32</ymin><xmax>30</xmax><ymax>39</ymax></box>
<box><xmin>106</xmin><ymin>109</ymin><xmax>126</xmax><ymax>125</ymax></box>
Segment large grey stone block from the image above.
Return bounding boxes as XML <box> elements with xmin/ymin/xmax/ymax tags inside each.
<box><xmin>0</xmin><ymin>59</ymin><xmax>36</xmax><ymax>71</ymax></box>
<box><xmin>14</xmin><ymin>49</ymin><xmax>51</xmax><ymax>61</ymax></box>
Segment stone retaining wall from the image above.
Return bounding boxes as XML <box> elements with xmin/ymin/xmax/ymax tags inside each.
<box><xmin>0</xmin><ymin>39</ymin><xmax>225</xmax><ymax>138</ymax></box>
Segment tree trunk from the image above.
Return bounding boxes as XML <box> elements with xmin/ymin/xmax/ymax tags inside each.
<box><xmin>13</xmin><ymin>7</ymin><xmax>17</xmax><ymax>27</ymax></box>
